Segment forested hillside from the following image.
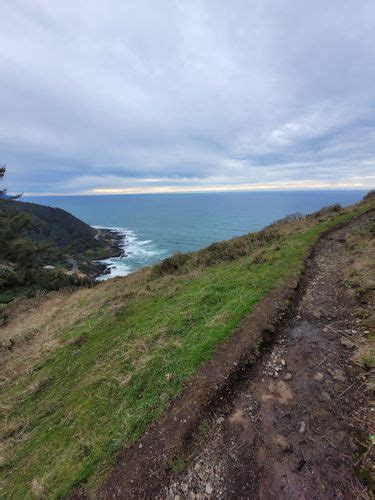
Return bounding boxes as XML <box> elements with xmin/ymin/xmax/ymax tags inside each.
<box><xmin>12</xmin><ymin>200</ymin><xmax>100</xmax><ymax>254</ymax></box>
<box><xmin>0</xmin><ymin>168</ymin><xmax>121</xmax><ymax>307</ymax></box>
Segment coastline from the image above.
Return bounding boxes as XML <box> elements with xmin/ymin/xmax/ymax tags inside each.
<box><xmin>92</xmin><ymin>227</ymin><xmax>167</xmax><ymax>280</ymax></box>
<box><xmin>89</xmin><ymin>228</ymin><xmax>125</xmax><ymax>279</ymax></box>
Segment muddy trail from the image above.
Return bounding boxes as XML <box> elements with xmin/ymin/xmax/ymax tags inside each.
<box><xmin>99</xmin><ymin>211</ymin><xmax>373</xmax><ymax>500</ymax></box>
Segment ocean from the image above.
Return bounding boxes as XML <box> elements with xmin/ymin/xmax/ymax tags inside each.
<box><xmin>24</xmin><ymin>190</ymin><xmax>367</xmax><ymax>278</ymax></box>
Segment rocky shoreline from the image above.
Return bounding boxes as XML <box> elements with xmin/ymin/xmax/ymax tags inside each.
<box><xmin>89</xmin><ymin>228</ymin><xmax>125</xmax><ymax>279</ymax></box>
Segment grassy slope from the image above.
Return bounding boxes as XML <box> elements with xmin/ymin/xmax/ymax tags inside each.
<box><xmin>345</xmin><ymin>214</ymin><xmax>375</xmax><ymax>370</ymax></box>
<box><xmin>342</xmin><ymin>211</ymin><xmax>375</xmax><ymax>488</ymax></box>
<box><xmin>0</xmin><ymin>198</ymin><xmax>373</xmax><ymax>498</ymax></box>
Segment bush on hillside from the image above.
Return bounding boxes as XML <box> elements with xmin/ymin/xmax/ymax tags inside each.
<box><xmin>154</xmin><ymin>230</ymin><xmax>277</xmax><ymax>277</ymax></box>
<box><xmin>363</xmin><ymin>190</ymin><xmax>375</xmax><ymax>202</ymax></box>
<box><xmin>312</xmin><ymin>204</ymin><xmax>342</xmax><ymax>218</ymax></box>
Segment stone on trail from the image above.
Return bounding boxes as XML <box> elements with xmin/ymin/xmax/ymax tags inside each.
<box><xmin>205</xmin><ymin>483</ymin><xmax>213</xmax><ymax>495</ymax></box>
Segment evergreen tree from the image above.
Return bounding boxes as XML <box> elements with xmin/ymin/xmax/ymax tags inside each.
<box><xmin>0</xmin><ymin>167</ymin><xmax>51</xmax><ymax>295</ymax></box>
<box><xmin>0</xmin><ymin>166</ymin><xmax>86</xmax><ymax>307</ymax></box>
<box><xmin>0</xmin><ymin>164</ymin><xmax>6</xmax><ymax>195</ymax></box>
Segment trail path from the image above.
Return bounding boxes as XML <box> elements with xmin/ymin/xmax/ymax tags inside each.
<box><xmin>161</xmin><ymin>212</ymin><xmax>373</xmax><ymax>499</ymax></box>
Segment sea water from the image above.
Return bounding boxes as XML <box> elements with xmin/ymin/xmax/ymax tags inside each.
<box><xmin>24</xmin><ymin>190</ymin><xmax>367</xmax><ymax>278</ymax></box>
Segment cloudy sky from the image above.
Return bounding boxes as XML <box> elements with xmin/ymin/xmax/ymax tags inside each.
<box><xmin>1</xmin><ymin>0</ymin><xmax>375</xmax><ymax>195</ymax></box>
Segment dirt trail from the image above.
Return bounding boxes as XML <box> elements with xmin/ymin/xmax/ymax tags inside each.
<box><xmin>160</xmin><ymin>213</ymin><xmax>373</xmax><ymax>499</ymax></box>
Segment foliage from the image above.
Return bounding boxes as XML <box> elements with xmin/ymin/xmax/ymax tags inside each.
<box><xmin>153</xmin><ymin>230</ymin><xmax>277</xmax><ymax>276</ymax></box>
<box><xmin>0</xmin><ymin>163</ymin><xmax>5</xmax><ymax>195</ymax></box>
<box><xmin>12</xmin><ymin>200</ymin><xmax>101</xmax><ymax>254</ymax></box>
<box><xmin>0</xmin><ymin>167</ymin><xmax>85</xmax><ymax>303</ymax></box>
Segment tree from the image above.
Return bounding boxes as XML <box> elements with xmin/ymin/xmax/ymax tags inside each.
<box><xmin>1</xmin><ymin>164</ymin><xmax>22</xmax><ymax>199</ymax></box>
<box><xmin>0</xmin><ymin>164</ymin><xmax>6</xmax><ymax>196</ymax></box>
<box><xmin>0</xmin><ymin>166</ymin><xmax>84</xmax><ymax>305</ymax></box>
<box><xmin>0</xmin><ymin>166</ymin><xmax>50</xmax><ymax>295</ymax></box>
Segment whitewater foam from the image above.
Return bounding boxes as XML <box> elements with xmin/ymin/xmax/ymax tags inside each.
<box><xmin>93</xmin><ymin>226</ymin><xmax>167</xmax><ymax>280</ymax></box>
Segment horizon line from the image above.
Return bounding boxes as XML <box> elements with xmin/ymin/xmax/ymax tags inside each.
<box><xmin>20</xmin><ymin>184</ymin><xmax>373</xmax><ymax>197</ymax></box>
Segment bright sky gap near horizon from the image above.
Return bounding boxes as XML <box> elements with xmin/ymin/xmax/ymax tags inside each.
<box><xmin>1</xmin><ymin>1</ymin><xmax>375</xmax><ymax>196</ymax></box>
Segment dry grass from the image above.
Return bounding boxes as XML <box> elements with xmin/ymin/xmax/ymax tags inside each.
<box><xmin>342</xmin><ymin>213</ymin><xmax>375</xmax><ymax>491</ymax></box>
<box><xmin>353</xmin><ymin>344</ymin><xmax>375</xmax><ymax>370</ymax></box>
<box><xmin>344</xmin><ymin>218</ymin><xmax>375</xmax><ymax>368</ymax></box>
<box><xmin>0</xmin><ymin>288</ymin><xmax>94</xmax><ymax>388</ymax></box>
<box><xmin>0</xmin><ymin>266</ymin><xmax>154</xmax><ymax>391</ymax></box>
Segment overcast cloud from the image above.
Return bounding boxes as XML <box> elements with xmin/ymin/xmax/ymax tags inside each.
<box><xmin>1</xmin><ymin>0</ymin><xmax>375</xmax><ymax>194</ymax></box>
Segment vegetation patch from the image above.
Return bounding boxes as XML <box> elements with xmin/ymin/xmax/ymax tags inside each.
<box><xmin>342</xmin><ymin>209</ymin><xmax>375</xmax><ymax>490</ymax></box>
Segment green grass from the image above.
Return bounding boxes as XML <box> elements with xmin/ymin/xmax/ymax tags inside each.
<box><xmin>170</xmin><ymin>456</ymin><xmax>186</xmax><ymax>474</ymax></box>
<box><xmin>0</xmin><ymin>199</ymin><xmax>373</xmax><ymax>498</ymax></box>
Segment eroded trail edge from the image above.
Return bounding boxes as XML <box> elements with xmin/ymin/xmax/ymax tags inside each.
<box><xmin>99</xmin><ymin>211</ymin><xmax>374</xmax><ymax>499</ymax></box>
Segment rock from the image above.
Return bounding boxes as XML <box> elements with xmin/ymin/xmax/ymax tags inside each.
<box><xmin>332</xmin><ymin>369</ymin><xmax>346</xmax><ymax>382</ymax></box>
<box><xmin>206</xmin><ymin>483</ymin><xmax>213</xmax><ymax>495</ymax></box>
<box><xmin>228</xmin><ymin>409</ymin><xmax>247</xmax><ymax>427</ymax></box>
<box><xmin>217</xmin><ymin>416</ymin><xmax>225</xmax><ymax>425</ymax></box>
<box><xmin>281</xmin><ymin>359</ymin><xmax>286</xmax><ymax>366</ymax></box>
<box><xmin>283</xmin><ymin>373</ymin><xmax>293</xmax><ymax>381</ymax></box>
<box><xmin>299</xmin><ymin>421</ymin><xmax>306</xmax><ymax>434</ymax></box>
<box><xmin>322</xmin><ymin>390</ymin><xmax>331</xmax><ymax>400</ymax></box>
<box><xmin>275</xmin><ymin>435</ymin><xmax>291</xmax><ymax>452</ymax></box>
<box><xmin>340</xmin><ymin>337</ymin><xmax>355</xmax><ymax>348</ymax></box>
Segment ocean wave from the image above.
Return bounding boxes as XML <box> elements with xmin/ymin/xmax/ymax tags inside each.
<box><xmin>93</xmin><ymin>226</ymin><xmax>166</xmax><ymax>280</ymax></box>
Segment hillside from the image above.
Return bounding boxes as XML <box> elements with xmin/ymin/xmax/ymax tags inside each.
<box><xmin>12</xmin><ymin>200</ymin><xmax>101</xmax><ymax>254</ymax></box>
<box><xmin>12</xmin><ymin>200</ymin><xmax>122</xmax><ymax>275</ymax></box>
<box><xmin>0</xmin><ymin>199</ymin><xmax>123</xmax><ymax>308</ymax></box>
<box><xmin>0</xmin><ymin>194</ymin><xmax>374</xmax><ymax>498</ymax></box>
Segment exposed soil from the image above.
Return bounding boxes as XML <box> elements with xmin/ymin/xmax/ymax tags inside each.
<box><xmin>97</xmin><ymin>211</ymin><xmax>374</xmax><ymax>499</ymax></box>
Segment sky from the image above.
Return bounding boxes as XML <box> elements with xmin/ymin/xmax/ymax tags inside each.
<box><xmin>1</xmin><ymin>0</ymin><xmax>375</xmax><ymax>196</ymax></box>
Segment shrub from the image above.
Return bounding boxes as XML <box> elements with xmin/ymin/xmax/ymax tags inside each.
<box><xmin>154</xmin><ymin>230</ymin><xmax>277</xmax><ymax>276</ymax></box>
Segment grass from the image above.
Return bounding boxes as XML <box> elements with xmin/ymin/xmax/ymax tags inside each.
<box><xmin>341</xmin><ymin>208</ymin><xmax>375</xmax><ymax>492</ymax></box>
<box><xmin>344</xmin><ymin>216</ymin><xmax>375</xmax><ymax>370</ymax></box>
<box><xmin>170</xmin><ymin>456</ymin><xmax>186</xmax><ymax>474</ymax></box>
<box><xmin>0</xmin><ymin>197</ymin><xmax>373</xmax><ymax>498</ymax></box>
